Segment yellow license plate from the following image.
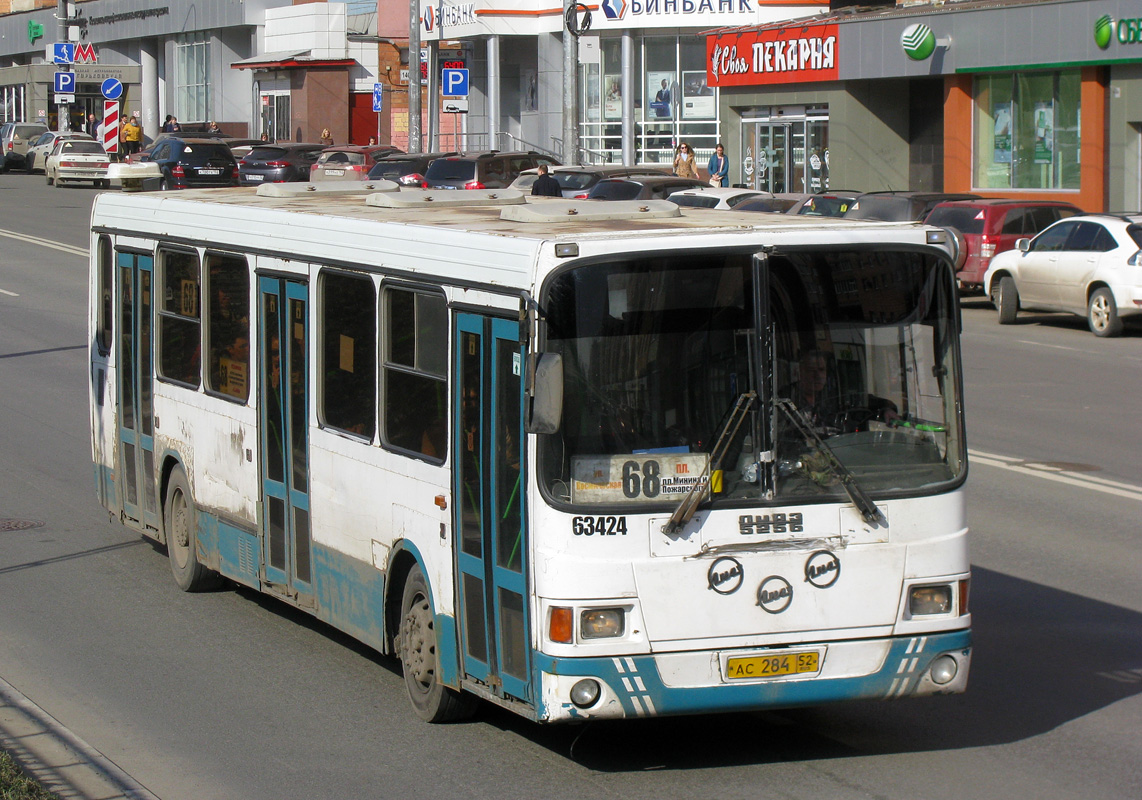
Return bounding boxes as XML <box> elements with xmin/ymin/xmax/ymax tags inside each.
<box><xmin>725</xmin><ymin>651</ymin><xmax>820</xmax><ymax>680</ymax></box>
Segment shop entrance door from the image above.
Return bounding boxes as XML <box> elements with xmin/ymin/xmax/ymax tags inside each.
<box><xmin>753</xmin><ymin>123</ymin><xmax>790</xmax><ymax>193</ymax></box>
<box><xmin>742</xmin><ymin>116</ymin><xmax>829</xmax><ymax>194</ymax></box>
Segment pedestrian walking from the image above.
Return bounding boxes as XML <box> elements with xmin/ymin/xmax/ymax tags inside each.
<box><xmin>707</xmin><ymin>143</ymin><xmax>729</xmax><ymax>187</ymax></box>
<box><xmin>530</xmin><ymin>164</ymin><xmax>562</xmax><ymax>197</ymax></box>
<box><xmin>673</xmin><ymin>143</ymin><xmax>698</xmax><ymax>179</ymax></box>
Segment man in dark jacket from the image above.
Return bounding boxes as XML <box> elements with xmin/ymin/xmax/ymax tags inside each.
<box><xmin>530</xmin><ymin>164</ymin><xmax>562</xmax><ymax>197</ymax></box>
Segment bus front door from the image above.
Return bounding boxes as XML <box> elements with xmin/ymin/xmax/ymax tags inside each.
<box><xmin>117</xmin><ymin>251</ymin><xmax>159</xmax><ymax>531</ymax></box>
<box><xmin>454</xmin><ymin>314</ymin><xmax>530</xmax><ymax>703</ymax></box>
<box><xmin>258</xmin><ymin>277</ymin><xmax>313</xmax><ymax>604</ymax></box>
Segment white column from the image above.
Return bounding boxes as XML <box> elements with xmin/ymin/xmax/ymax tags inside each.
<box><xmin>487</xmin><ymin>35</ymin><xmax>500</xmax><ymax>150</ymax></box>
<box><xmin>141</xmin><ymin>39</ymin><xmax>159</xmax><ymax>140</ymax></box>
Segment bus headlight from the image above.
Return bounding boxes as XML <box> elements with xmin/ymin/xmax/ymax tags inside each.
<box><xmin>580</xmin><ymin>608</ymin><xmax>625</xmax><ymax>639</ymax></box>
<box><xmin>909</xmin><ymin>584</ymin><xmax>952</xmax><ymax>615</ymax></box>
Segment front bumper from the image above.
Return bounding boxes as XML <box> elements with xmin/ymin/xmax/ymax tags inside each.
<box><xmin>535</xmin><ymin>628</ymin><xmax>971</xmax><ymax>722</ymax></box>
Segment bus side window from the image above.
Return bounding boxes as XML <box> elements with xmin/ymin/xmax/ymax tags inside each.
<box><xmin>158</xmin><ymin>248</ymin><xmax>202</xmax><ymax>388</ymax></box>
<box><xmin>205</xmin><ymin>253</ymin><xmax>250</xmax><ymax>401</ymax></box>
<box><xmin>382</xmin><ymin>286</ymin><xmax>447</xmax><ymax>461</ymax></box>
<box><xmin>320</xmin><ymin>271</ymin><xmax>376</xmax><ymax>439</ymax></box>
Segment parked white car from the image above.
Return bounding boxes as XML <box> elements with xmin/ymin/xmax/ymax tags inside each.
<box><xmin>45</xmin><ymin>138</ymin><xmax>111</xmax><ymax>189</ymax></box>
<box><xmin>983</xmin><ymin>213</ymin><xmax>1142</xmax><ymax>337</ymax></box>
<box><xmin>24</xmin><ymin>130</ymin><xmax>91</xmax><ymax>173</ymax></box>
<box><xmin>668</xmin><ymin>187</ymin><xmax>771</xmax><ymax>210</ymax></box>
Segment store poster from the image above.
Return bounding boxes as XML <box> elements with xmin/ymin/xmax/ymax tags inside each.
<box><xmin>993</xmin><ymin>102</ymin><xmax>1012</xmax><ymax>164</ymax></box>
<box><xmin>682</xmin><ymin>71</ymin><xmax>715</xmax><ymax>120</ymax></box>
<box><xmin>604</xmin><ymin>75</ymin><xmax>622</xmax><ymax>121</ymax></box>
<box><xmin>1033</xmin><ymin>101</ymin><xmax>1054</xmax><ymax>164</ymax></box>
<box><xmin>648</xmin><ymin>72</ymin><xmax>674</xmax><ymax>120</ymax></box>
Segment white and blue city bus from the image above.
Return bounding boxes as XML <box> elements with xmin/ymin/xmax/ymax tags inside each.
<box><xmin>88</xmin><ymin>183</ymin><xmax>971</xmax><ymax>723</ymax></box>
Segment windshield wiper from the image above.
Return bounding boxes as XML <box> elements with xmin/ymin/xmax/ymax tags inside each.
<box><xmin>663</xmin><ymin>391</ymin><xmax>756</xmax><ymax>535</ymax></box>
<box><xmin>775</xmin><ymin>398</ymin><xmax>883</xmax><ymax>524</ymax></box>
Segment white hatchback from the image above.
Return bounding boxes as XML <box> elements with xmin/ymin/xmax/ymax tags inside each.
<box><xmin>983</xmin><ymin>214</ymin><xmax>1142</xmax><ymax>337</ymax></box>
<box><xmin>45</xmin><ymin>138</ymin><xmax>111</xmax><ymax>189</ymax></box>
<box><xmin>668</xmin><ymin>187</ymin><xmax>771</xmax><ymax>210</ymax></box>
<box><xmin>25</xmin><ymin>130</ymin><xmax>92</xmax><ymax>173</ymax></box>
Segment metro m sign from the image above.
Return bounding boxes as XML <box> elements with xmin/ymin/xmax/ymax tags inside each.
<box><xmin>707</xmin><ymin>24</ymin><xmax>838</xmax><ymax>88</ymax></box>
<box><xmin>74</xmin><ymin>43</ymin><xmax>97</xmax><ymax>63</ymax></box>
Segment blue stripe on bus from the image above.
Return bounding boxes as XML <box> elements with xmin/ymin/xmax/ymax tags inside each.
<box><xmin>193</xmin><ymin>506</ymin><xmax>464</xmax><ymax>689</ymax></box>
<box><xmin>532</xmin><ymin>629</ymin><xmax>972</xmax><ymax>719</ymax></box>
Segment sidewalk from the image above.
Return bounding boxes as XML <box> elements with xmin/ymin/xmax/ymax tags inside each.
<box><xmin>0</xmin><ymin>677</ymin><xmax>158</xmax><ymax>800</ymax></box>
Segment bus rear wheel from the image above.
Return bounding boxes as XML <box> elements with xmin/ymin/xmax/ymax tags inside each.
<box><xmin>398</xmin><ymin>565</ymin><xmax>477</xmax><ymax>723</ymax></box>
<box><xmin>164</xmin><ymin>466</ymin><xmax>221</xmax><ymax>592</ymax></box>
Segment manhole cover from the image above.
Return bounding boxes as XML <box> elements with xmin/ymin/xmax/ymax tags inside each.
<box><xmin>0</xmin><ymin>518</ymin><xmax>45</xmax><ymax>531</ymax></box>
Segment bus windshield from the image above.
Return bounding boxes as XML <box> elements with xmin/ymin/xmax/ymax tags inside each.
<box><xmin>538</xmin><ymin>248</ymin><xmax>964</xmax><ymax>508</ymax></box>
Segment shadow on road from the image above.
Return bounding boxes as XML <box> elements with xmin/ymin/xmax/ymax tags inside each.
<box><xmin>481</xmin><ymin>565</ymin><xmax>1142</xmax><ymax>769</ymax></box>
<box><xmin>960</xmin><ymin>297</ymin><xmax>1142</xmax><ymax>336</ymax></box>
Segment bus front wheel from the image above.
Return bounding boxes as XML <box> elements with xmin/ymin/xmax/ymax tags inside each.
<box><xmin>164</xmin><ymin>466</ymin><xmax>221</xmax><ymax>592</ymax></box>
<box><xmin>398</xmin><ymin>565</ymin><xmax>477</xmax><ymax>723</ymax></box>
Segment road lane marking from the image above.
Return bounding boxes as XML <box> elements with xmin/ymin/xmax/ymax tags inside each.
<box><xmin>970</xmin><ymin>448</ymin><xmax>1142</xmax><ymax>503</ymax></box>
<box><xmin>0</xmin><ymin>228</ymin><xmax>88</xmax><ymax>258</ymax></box>
<box><xmin>0</xmin><ymin>288</ymin><xmax>18</xmax><ymax>297</ymax></box>
<box><xmin>1015</xmin><ymin>339</ymin><xmax>1088</xmax><ymax>353</ymax></box>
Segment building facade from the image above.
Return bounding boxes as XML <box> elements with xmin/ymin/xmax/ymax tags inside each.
<box><xmin>709</xmin><ymin>0</ymin><xmax>1142</xmax><ymax>211</ymax></box>
<box><xmin>0</xmin><ymin>0</ymin><xmax>379</xmax><ymax>145</ymax></box>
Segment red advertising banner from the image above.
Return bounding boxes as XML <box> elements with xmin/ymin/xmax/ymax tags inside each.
<box><xmin>707</xmin><ymin>24</ymin><xmax>839</xmax><ymax>88</ymax></box>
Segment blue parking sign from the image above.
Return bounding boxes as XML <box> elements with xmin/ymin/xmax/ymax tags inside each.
<box><xmin>54</xmin><ymin>71</ymin><xmax>76</xmax><ymax>94</ymax></box>
<box><xmin>441</xmin><ymin>68</ymin><xmax>469</xmax><ymax>98</ymax></box>
<box><xmin>372</xmin><ymin>83</ymin><xmax>384</xmax><ymax>113</ymax></box>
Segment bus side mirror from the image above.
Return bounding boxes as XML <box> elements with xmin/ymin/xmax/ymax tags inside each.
<box><xmin>526</xmin><ymin>353</ymin><xmax>563</xmax><ymax>434</ymax></box>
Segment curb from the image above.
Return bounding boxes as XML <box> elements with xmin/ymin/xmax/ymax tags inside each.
<box><xmin>0</xmin><ymin>676</ymin><xmax>159</xmax><ymax>800</ymax></box>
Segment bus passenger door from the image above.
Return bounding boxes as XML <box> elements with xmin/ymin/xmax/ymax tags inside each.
<box><xmin>258</xmin><ymin>277</ymin><xmax>313</xmax><ymax>603</ymax></box>
<box><xmin>454</xmin><ymin>314</ymin><xmax>530</xmax><ymax>703</ymax></box>
<box><xmin>116</xmin><ymin>251</ymin><xmax>159</xmax><ymax>531</ymax></box>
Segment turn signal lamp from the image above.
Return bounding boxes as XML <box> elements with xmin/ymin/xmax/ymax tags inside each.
<box><xmin>464</xmin><ymin>180</ymin><xmax>486</xmax><ymax>190</ymax></box>
<box><xmin>909</xmin><ymin>584</ymin><xmax>952</xmax><ymax>616</ymax></box>
<box><xmin>580</xmin><ymin>608</ymin><xmax>624</xmax><ymax>639</ymax></box>
<box><xmin>549</xmin><ymin>606</ymin><xmax>573</xmax><ymax>644</ymax></box>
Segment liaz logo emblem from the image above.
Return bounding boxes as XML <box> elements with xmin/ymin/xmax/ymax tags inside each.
<box><xmin>804</xmin><ymin>550</ymin><xmax>841</xmax><ymax>589</ymax></box>
<box><xmin>1095</xmin><ymin>15</ymin><xmax>1114</xmax><ymax>49</ymax></box>
<box><xmin>602</xmin><ymin>0</ymin><xmax>628</xmax><ymax>20</ymax></box>
<box><xmin>901</xmin><ymin>23</ymin><xmax>936</xmax><ymax>61</ymax></box>
<box><xmin>756</xmin><ymin>575</ymin><xmax>793</xmax><ymax>614</ymax></box>
<box><xmin>707</xmin><ymin>557</ymin><xmax>743</xmax><ymax>595</ymax></box>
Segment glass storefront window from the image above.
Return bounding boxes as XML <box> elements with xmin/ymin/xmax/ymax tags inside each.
<box><xmin>579</xmin><ymin>36</ymin><xmax>718</xmax><ymax>167</ymax></box>
<box><xmin>974</xmin><ymin>71</ymin><xmax>1080</xmax><ymax>190</ymax></box>
<box><xmin>175</xmin><ymin>32</ymin><xmax>211</xmax><ymax>124</ymax></box>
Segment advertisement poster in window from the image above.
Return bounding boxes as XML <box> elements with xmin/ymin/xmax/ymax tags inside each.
<box><xmin>648</xmin><ymin>72</ymin><xmax>674</xmax><ymax>120</ymax></box>
<box><xmin>1033</xmin><ymin>101</ymin><xmax>1054</xmax><ymax>164</ymax></box>
<box><xmin>604</xmin><ymin>75</ymin><xmax>622</xmax><ymax>121</ymax></box>
<box><xmin>682</xmin><ymin>70</ymin><xmax>714</xmax><ymax>119</ymax></box>
<box><xmin>584</xmin><ymin>71</ymin><xmax>601</xmax><ymax>123</ymax></box>
<box><xmin>993</xmin><ymin>101</ymin><xmax>1012</xmax><ymax>164</ymax></box>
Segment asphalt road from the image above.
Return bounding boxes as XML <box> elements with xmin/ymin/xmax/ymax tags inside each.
<box><xmin>1</xmin><ymin>173</ymin><xmax>1139</xmax><ymax>799</ymax></box>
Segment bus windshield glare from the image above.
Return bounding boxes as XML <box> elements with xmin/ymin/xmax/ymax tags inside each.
<box><xmin>539</xmin><ymin>249</ymin><xmax>964</xmax><ymax>508</ymax></box>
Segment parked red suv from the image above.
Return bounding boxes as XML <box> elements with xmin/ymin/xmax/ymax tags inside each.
<box><xmin>925</xmin><ymin>199</ymin><xmax>1082</xmax><ymax>292</ymax></box>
